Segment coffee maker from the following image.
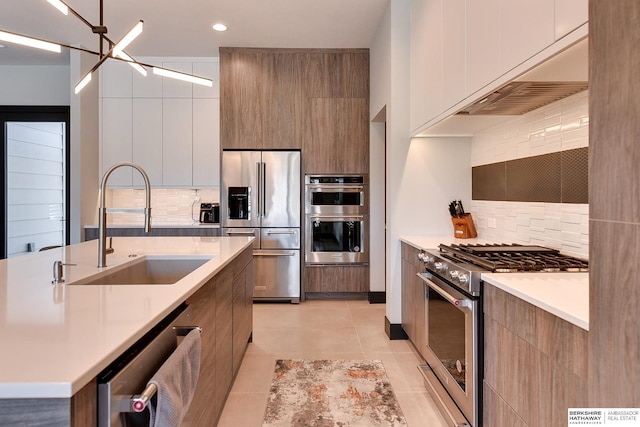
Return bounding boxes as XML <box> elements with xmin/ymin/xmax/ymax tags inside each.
<box><xmin>199</xmin><ymin>203</ymin><xmax>219</xmax><ymax>224</ymax></box>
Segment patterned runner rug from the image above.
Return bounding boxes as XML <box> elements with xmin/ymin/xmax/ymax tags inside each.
<box><xmin>262</xmin><ymin>359</ymin><xmax>408</xmax><ymax>426</ymax></box>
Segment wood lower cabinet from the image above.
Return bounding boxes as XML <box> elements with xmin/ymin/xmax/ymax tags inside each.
<box><xmin>483</xmin><ymin>285</ymin><xmax>588</xmax><ymax>427</ymax></box>
<box><xmin>304</xmin><ymin>264</ymin><xmax>369</xmax><ymax>294</ymax></box>
<box><xmin>176</xmin><ymin>244</ymin><xmax>254</xmax><ymax>426</ymax></box>
<box><xmin>400</xmin><ymin>242</ymin><xmax>426</xmax><ymax>355</ymax></box>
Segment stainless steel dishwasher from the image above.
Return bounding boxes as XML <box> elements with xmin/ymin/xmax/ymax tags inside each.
<box><xmin>97</xmin><ymin>303</ymin><xmax>198</xmax><ymax>427</ymax></box>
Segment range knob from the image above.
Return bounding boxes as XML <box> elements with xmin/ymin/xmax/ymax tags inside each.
<box><xmin>458</xmin><ymin>273</ymin><xmax>469</xmax><ymax>284</ymax></box>
<box><xmin>418</xmin><ymin>252</ymin><xmax>426</xmax><ymax>262</ymax></box>
<box><xmin>423</xmin><ymin>255</ymin><xmax>435</xmax><ymax>264</ymax></box>
<box><xmin>449</xmin><ymin>270</ymin><xmax>459</xmax><ymax>280</ymax></box>
<box><xmin>434</xmin><ymin>261</ymin><xmax>448</xmax><ymax>272</ymax></box>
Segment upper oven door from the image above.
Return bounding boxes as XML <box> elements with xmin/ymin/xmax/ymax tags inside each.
<box><xmin>305</xmin><ymin>185</ymin><xmax>367</xmax><ymax>214</ymax></box>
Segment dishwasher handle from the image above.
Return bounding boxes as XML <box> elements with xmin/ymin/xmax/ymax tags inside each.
<box><xmin>253</xmin><ymin>250</ymin><xmax>296</xmax><ymax>257</ymax></box>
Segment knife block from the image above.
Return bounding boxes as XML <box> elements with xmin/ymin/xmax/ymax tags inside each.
<box><xmin>451</xmin><ymin>214</ymin><xmax>478</xmax><ymax>239</ymax></box>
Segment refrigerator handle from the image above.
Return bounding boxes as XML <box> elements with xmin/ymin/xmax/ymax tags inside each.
<box><xmin>256</xmin><ymin>161</ymin><xmax>262</xmax><ymax>218</ymax></box>
<box><xmin>261</xmin><ymin>162</ymin><xmax>266</xmax><ymax>217</ymax></box>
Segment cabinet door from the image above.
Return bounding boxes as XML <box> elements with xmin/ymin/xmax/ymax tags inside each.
<box><xmin>262</xmin><ymin>53</ymin><xmax>302</xmax><ymax>149</ymax></box>
<box><xmin>304</xmin><ymin>98</ymin><xmax>368</xmax><ymax>174</ymax></box>
<box><xmin>132</xmin><ymin>98</ymin><xmax>162</xmax><ymax>186</ymax></box>
<box><xmin>219</xmin><ymin>50</ymin><xmax>264</xmax><ymax>149</ymax></box>
<box><xmin>500</xmin><ymin>0</ymin><xmax>555</xmax><ymax>73</ymax></box>
<box><xmin>193</xmin><ymin>61</ymin><xmax>220</xmax><ymax>99</ymax></box>
<box><xmin>410</xmin><ymin>0</ymin><xmax>443</xmax><ymax>131</ymax></box>
<box><xmin>466</xmin><ymin>0</ymin><xmax>501</xmax><ymax>96</ymax></box>
<box><xmin>162</xmin><ymin>99</ymin><xmax>193</xmax><ymax>186</ymax></box>
<box><xmin>193</xmin><ymin>98</ymin><xmax>220</xmax><ymax>187</ymax></box>
<box><xmin>178</xmin><ymin>277</ymin><xmax>217</xmax><ymax>425</ymax></box>
<box><xmin>214</xmin><ymin>268</ymin><xmax>234</xmax><ymax>417</ymax></box>
<box><xmin>555</xmin><ymin>0</ymin><xmax>588</xmax><ymax>40</ymax></box>
<box><xmin>442</xmin><ymin>0</ymin><xmax>466</xmax><ymax>110</ymax></box>
<box><xmin>101</xmin><ymin>98</ymin><xmax>133</xmax><ymax>186</ymax></box>
<box><xmin>100</xmin><ymin>60</ymin><xmax>132</xmax><ymax>98</ymax></box>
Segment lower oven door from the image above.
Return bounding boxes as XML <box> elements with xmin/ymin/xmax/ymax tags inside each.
<box><xmin>418</xmin><ymin>272</ymin><xmax>479</xmax><ymax>427</ymax></box>
<box><xmin>304</xmin><ymin>214</ymin><xmax>368</xmax><ymax>264</ymax></box>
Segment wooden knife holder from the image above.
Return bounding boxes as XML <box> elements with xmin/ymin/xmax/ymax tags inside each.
<box><xmin>451</xmin><ymin>213</ymin><xmax>478</xmax><ymax>239</ymax></box>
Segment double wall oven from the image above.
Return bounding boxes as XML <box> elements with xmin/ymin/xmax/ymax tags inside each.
<box><xmin>304</xmin><ymin>175</ymin><xmax>368</xmax><ymax>264</ymax></box>
<box><xmin>417</xmin><ymin>243</ymin><xmax>589</xmax><ymax>427</ymax></box>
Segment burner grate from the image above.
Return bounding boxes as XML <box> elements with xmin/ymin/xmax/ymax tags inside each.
<box><xmin>438</xmin><ymin>243</ymin><xmax>588</xmax><ymax>272</ymax></box>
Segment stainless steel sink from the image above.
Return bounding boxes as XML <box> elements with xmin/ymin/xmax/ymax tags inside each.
<box><xmin>74</xmin><ymin>255</ymin><xmax>212</xmax><ymax>285</ymax></box>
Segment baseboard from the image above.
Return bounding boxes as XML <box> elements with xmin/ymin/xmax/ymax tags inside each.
<box><xmin>385</xmin><ymin>316</ymin><xmax>408</xmax><ymax>340</ymax></box>
<box><xmin>367</xmin><ymin>291</ymin><xmax>386</xmax><ymax>304</ymax></box>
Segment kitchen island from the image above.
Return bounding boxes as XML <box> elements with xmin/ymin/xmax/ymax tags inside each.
<box><xmin>0</xmin><ymin>236</ymin><xmax>254</xmax><ymax>425</ymax></box>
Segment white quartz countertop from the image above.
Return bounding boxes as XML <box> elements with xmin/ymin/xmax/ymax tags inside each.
<box><xmin>400</xmin><ymin>235</ymin><xmax>589</xmax><ymax>331</ymax></box>
<box><xmin>0</xmin><ymin>236</ymin><xmax>253</xmax><ymax>399</ymax></box>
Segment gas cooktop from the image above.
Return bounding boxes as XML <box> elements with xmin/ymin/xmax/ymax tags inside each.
<box><xmin>438</xmin><ymin>243</ymin><xmax>589</xmax><ymax>273</ymax></box>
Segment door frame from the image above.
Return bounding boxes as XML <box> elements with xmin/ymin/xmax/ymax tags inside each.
<box><xmin>0</xmin><ymin>106</ymin><xmax>71</xmax><ymax>259</ymax></box>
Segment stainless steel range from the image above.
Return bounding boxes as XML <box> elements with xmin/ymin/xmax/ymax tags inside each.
<box><xmin>417</xmin><ymin>243</ymin><xmax>588</xmax><ymax>427</ymax></box>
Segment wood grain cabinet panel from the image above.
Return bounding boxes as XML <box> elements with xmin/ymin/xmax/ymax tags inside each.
<box><xmin>484</xmin><ymin>285</ymin><xmax>588</xmax><ymax>426</ymax></box>
<box><xmin>304</xmin><ymin>265</ymin><xmax>369</xmax><ymax>293</ymax></box>
<box><xmin>214</xmin><ymin>267</ymin><xmax>234</xmax><ymax>417</ymax></box>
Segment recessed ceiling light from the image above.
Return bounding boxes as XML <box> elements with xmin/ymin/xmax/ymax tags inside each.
<box><xmin>212</xmin><ymin>23</ymin><xmax>228</xmax><ymax>32</ymax></box>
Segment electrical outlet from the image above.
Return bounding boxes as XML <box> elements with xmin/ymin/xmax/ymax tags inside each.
<box><xmin>488</xmin><ymin>218</ymin><xmax>497</xmax><ymax>228</ymax></box>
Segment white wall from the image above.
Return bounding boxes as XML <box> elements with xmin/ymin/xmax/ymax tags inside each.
<box><xmin>0</xmin><ymin>66</ymin><xmax>70</xmax><ymax>105</ymax></box>
<box><xmin>371</xmin><ymin>0</ymin><xmax>474</xmax><ymax>324</ymax></box>
<box><xmin>70</xmin><ymin>50</ymin><xmax>99</xmax><ymax>243</ymax></box>
<box><xmin>369</xmin><ymin>2</ymin><xmax>392</xmax><ymax>294</ymax></box>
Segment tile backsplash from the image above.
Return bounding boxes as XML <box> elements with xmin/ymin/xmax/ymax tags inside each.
<box><xmin>106</xmin><ymin>188</ymin><xmax>219</xmax><ymax>225</ymax></box>
<box><xmin>469</xmin><ymin>90</ymin><xmax>589</xmax><ymax>258</ymax></box>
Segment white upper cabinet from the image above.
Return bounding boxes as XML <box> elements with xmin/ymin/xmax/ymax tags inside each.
<box><xmin>101</xmin><ymin>98</ymin><xmax>133</xmax><ymax>186</ymax></box>
<box><xmin>500</xmin><ymin>0</ymin><xmax>555</xmax><ymax>73</ymax></box>
<box><xmin>466</xmin><ymin>0</ymin><xmax>501</xmax><ymax>97</ymax></box>
<box><xmin>162</xmin><ymin>99</ymin><xmax>193</xmax><ymax>186</ymax></box>
<box><xmin>410</xmin><ymin>0</ymin><xmax>443</xmax><ymax>133</ymax></box>
<box><xmin>442</xmin><ymin>0</ymin><xmax>466</xmax><ymax>111</ymax></box>
<box><xmin>555</xmin><ymin>0</ymin><xmax>588</xmax><ymax>40</ymax></box>
<box><xmin>411</xmin><ymin>0</ymin><xmax>588</xmax><ymax>134</ymax></box>
<box><xmin>100</xmin><ymin>58</ymin><xmax>220</xmax><ymax>188</ymax></box>
<box><xmin>193</xmin><ymin>99</ymin><xmax>220</xmax><ymax>187</ymax></box>
<box><xmin>132</xmin><ymin>98</ymin><xmax>163</xmax><ymax>186</ymax></box>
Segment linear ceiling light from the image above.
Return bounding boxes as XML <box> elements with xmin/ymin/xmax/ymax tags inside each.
<box><xmin>46</xmin><ymin>0</ymin><xmax>69</xmax><ymax>15</ymax></box>
<box><xmin>112</xmin><ymin>20</ymin><xmax>143</xmax><ymax>56</ymax></box>
<box><xmin>114</xmin><ymin>51</ymin><xmax>147</xmax><ymax>76</ymax></box>
<box><xmin>4</xmin><ymin>1</ymin><xmax>214</xmax><ymax>94</ymax></box>
<box><xmin>0</xmin><ymin>30</ymin><xmax>61</xmax><ymax>53</ymax></box>
<box><xmin>153</xmin><ymin>67</ymin><xmax>213</xmax><ymax>87</ymax></box>
<box><xmin>74</xmin><ymin>73</ymin><xmax>92</xmax><ymax>94</ymax></box>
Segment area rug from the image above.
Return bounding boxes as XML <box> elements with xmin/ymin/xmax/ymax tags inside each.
<box><xmin>262</xmin><ymin>359</ymin><xmax>408</xmax><ymax>426</ymax></box>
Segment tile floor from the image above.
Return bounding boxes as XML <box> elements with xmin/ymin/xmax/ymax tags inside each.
<box><xmin>217</xmin><ymin>299</ymin><xmax>449</xmax><ymax>426</ymax></box>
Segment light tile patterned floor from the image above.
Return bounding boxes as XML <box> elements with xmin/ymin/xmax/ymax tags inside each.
<box><xmin>217</xmin><ymin>300</ymin><xmax>448</xmax><ymax>427</ymax></box>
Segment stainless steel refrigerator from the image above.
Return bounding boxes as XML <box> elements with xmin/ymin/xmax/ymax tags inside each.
<box><xmin>221</xmin><ymin>150</ymin><xmax>301</xmax><ymax>303</ymax></box>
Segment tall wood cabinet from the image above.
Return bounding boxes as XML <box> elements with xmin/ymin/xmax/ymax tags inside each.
<box><xmin>219</xmin><ymin>47</ymin><xmax>369</xmax><ymax>174</ymax></box>
<box><xmin>220</xmin><ymin>48</ymin><xmax>370</xmax><ymax>296</ymax></box>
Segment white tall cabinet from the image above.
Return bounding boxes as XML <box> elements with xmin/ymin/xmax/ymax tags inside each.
<box><xmin>99</xmin><ymin>57</ymin><xmax>220</xmax><ymax>188</ymax></box>
<box><xmin>410</xmin><ymin>0</ymin><xmax>588</xmax><ymax>135</ymax></box>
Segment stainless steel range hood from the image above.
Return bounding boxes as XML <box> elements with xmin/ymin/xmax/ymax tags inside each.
<box><xmin>457</xmin><ymin>38</ymin><xmax>588</xmax><ymax>116</ymax></box>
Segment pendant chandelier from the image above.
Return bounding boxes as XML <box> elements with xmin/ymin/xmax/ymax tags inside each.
<box><xmin>0</xmin><ymin>0</ymin><xmax>213</xmax><ymax>94</ymax></box>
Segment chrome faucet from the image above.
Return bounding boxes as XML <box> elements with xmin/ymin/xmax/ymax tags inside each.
<box><xmin>98</xmin><ymin>162</ymin><xmax>152</xmax><ymax>267</ymax></box>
